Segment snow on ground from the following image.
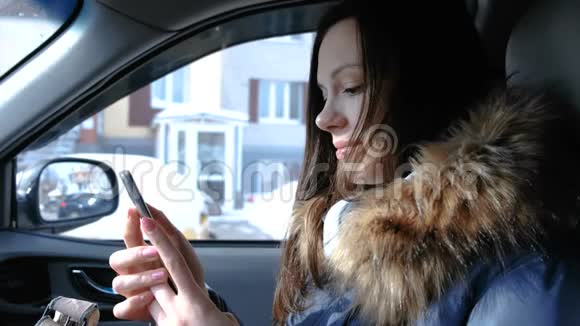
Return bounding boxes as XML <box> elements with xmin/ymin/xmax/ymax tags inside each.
<box><xmin>213</xmin><ymin>199</ymin><xmax>293</xmax><ymax>240</ymax></box>
<box><xmin>61</xmin><ymin>180</ymin><xmax>297</xmax><ymax>241</ymax></box>
<box><xmin>207</xmin><ymin>180</ymin><xmax>297</xmax><ymax>240</ymax></box>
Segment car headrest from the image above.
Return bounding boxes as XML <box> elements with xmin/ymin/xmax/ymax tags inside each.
<box><xmin>506</xmin><ymin>0</ymin><xmax>580</xmax><ymax>110</ymax></box>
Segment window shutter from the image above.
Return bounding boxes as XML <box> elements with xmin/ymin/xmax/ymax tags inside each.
<box><xmin>129</xmin><ymin>85</ymin><xmax>157</xmax><ymax>126</ymax></box>
<box><xmin>249</xmin><ymin>79</ymin><xmax>259</xmax><ymax>123</ymax></box>
<box><xmin>79</xmin><ymin>116</ymin><xmax>97</xmax><ymax>144</ymax></box>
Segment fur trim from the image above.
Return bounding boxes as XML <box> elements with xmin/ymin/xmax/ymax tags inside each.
<box><xmin>294</xmin><ymin>89</ymin><xmax>555</xmax><ymax>325</ymax></box>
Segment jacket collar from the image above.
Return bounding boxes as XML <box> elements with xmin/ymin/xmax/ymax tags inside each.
<box><xmin>294</xmin><ymin>88</ymin><xmax>556</xmax><ymax>325</ymax></box>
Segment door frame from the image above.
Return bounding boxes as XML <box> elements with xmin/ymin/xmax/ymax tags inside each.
<box><xmin>168</xmin><ymin>122</ymin><xmax>236</xmax><ymax>210</ymax></box>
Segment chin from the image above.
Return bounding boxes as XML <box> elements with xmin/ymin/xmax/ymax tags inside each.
<box><xmin>337</xmin><ymin>161</ymin><xmax>384</xmax><ymax>185</ymax></box>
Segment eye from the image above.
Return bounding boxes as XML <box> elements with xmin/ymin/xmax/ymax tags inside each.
<box><xmin>343</xmin><ymin>85</ymin><xmax>363</xmax><ymax>95</ymax></box>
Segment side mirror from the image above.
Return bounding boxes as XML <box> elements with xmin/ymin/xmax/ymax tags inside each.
<box><xmin>17</xmin><ymin>158</ymin><xmax>119</xmax><ymax>231</ymax></box>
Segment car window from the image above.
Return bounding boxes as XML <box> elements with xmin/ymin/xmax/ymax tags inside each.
<box><xmin>17</xmin><ymin>32</ymin><xmax>313</xmax><ymax>241</ymax></box>
<box><xmin>0</xmin><ymin>0</ymin><xmax>77</xmax><ymax>78</ymax></box>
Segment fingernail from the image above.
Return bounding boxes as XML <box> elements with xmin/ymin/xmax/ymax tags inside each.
<box><xmin>151</xmin><ymin>270</ymin><xmax>165</xmax><ymax>281</ymax></box>
<box><xmin>142</xmin><ymin>247</ymin><xmax>157</xmax><ymax>258</ymax></box>
<box><xmin>141</xmin><ymin>217</ymin><xmax>156</xmax><ymax>233</ymax></box>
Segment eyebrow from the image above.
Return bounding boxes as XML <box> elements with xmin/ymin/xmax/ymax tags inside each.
<box><xmin>331</xmin><ymin>63</ymin><xmax>362</xmax><ymax>79</ymax></box>
<box><xmin>318</xmin><ymin>63</ymin><xmax>362</xmax><ymax>91</ymax></box>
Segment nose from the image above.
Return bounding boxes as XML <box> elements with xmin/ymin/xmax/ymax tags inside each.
<box><xmin>315</xmin><ymin>100</ymin><xmax>348</xmax><ymax>133</ymax></box>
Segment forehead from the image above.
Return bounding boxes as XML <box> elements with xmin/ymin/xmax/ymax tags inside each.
<box><xmin>317</xmin><ymin>18</ymin><xmax>361</xmax><ymax>80</ymax></box>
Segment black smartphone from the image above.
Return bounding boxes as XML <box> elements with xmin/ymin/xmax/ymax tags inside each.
<box><xmin>119</xmin><ymin>170</ymin><xmax>153</xmax><ymax>219</ymax></box>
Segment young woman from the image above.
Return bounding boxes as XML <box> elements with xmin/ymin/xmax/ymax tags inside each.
<box><xmin>109</xmin><ymin>1</ymin><xmax>580</xmax><ymax>325</ymax></box>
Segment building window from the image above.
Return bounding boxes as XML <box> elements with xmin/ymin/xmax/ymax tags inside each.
<box><xmin>81</xmin><ymin>116</ymin><xmax>95</xmax><ymax>129</ymax></box>
<box><xmin>163</xmin><ymin>125</ymin><xmax>170</xmax><ymax>164</ymax></box>
<box><xmin>257</xmin><ymin>80</ymin><xmax>304</xmax><ymax>123</ymax></box>
<box><xmin>151</xmin><ymin>66</ymin><xmax>189</xmax><ymax>108</ymax></box>
<box><xmin>177</xmin><ymin>130</ymin><xmax>186</xmax><ymax>174</ymax></box>
<box><xmin>152</xmin><ymin>77</ymin><xmax>166</xmax><ymax>101</ymax></box>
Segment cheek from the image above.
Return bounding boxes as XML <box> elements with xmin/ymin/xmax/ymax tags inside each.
<box><xmin>342</xmin><ymin>95</ymin><xmax>365</xmax><ymax>126</ymax></box>
<box><xmin>354</xmin><ymin>154</ymin><xmax>386</xmax><ymax>184</ymax></box>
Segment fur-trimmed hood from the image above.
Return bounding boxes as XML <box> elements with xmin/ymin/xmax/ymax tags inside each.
<box><xmin>292</xmin><ymin>89</ymin><xmax>573</xmax><ymax>325</ymax></box>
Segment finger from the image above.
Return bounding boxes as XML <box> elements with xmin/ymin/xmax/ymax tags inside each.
<box><xmin>150</xmin><ymin>283</ymin><xmax>176</xmax><ymax>314</ymax></box>
<box><xmin>112</xmin><ymin>267</ymin><xmax>168</xmax><ymax>297</ymax></box>
<box><xmin>109</xmin><ymin>246</ymin><xmax>161</xmax><ymax>275</ymax></box>
<box><xmin>124</xmin><ymin>208</ymin><xmax>145</xmax><ymax>248</ymax></box>
<box><xmin>148</xmin><ymin>204</ymin><xmax>188</xmax><ymax>243</ymax></box>
<box><xmin>147</xmin><ymin>204</ymin><xmax>190</xmax><ymax>267</ymax></box>
<box><xmin>141</xmin><ymin>217</ymin><xmax>199</xmax><ymax>296</ymax></box>
<box><xmin>148</xmin><ymin>204</ymin><xmax>205</xmax><ymax>285</ymax></box>
<box><xmin>148</xmin><ymin>299</ymin><xmax>168</xmax><ymax>324</ymax></box>
<box><xmin>112</xmin><ymin>291</ymin><xmax>154</xmax><ymax>321</ymax></box>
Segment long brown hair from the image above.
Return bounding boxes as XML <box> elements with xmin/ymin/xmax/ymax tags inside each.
<box><xmin>273</xmin><ymin>0</ymin><xmax>496</xmax><ymax>322</ymax></box>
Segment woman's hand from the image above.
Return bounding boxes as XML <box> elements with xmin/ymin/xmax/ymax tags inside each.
<box><xmin>139</xmin><ymin>215</ymin><xmax>239</xmax><ymax>325</ymax></box>
<box><xmin>109</xmin><ymin>205</ymin><xmax>209</xmax><ymax>321</ymax></box>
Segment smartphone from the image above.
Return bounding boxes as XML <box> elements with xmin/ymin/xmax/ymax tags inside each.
<box><xmin>119</xmin><ymin>170</ymin><xmax>153</xmax><ymax>219</ymax></box>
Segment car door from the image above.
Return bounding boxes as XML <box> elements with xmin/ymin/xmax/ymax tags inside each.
<box><xmin>0</xmin><ymin>1</ymin><xmax>332</xmax><ymax>325</ymax></box>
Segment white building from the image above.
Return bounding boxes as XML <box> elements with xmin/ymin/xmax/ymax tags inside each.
<box><xmin>152</xmin><ymin>33</ymin><xmax>314</xmax><ymax>210</ymax></box>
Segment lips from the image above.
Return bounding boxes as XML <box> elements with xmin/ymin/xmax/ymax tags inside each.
<box><xmin>333</xmin><ymin>140</ymin><xmax>350</xmax><ymax>150</ymax></box>
<box><xmin>333</xmin><ymin>140</ymin><xmax>357</xmax><ymax>160</ymax></box>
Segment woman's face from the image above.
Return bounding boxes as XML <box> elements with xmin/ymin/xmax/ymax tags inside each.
<box><xmin>316</xmin><ymin>18</ymin><xmax>385</xmax><ymax>184</ymax></box>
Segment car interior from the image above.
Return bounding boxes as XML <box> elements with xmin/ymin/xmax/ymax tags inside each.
<box><xmin>1</xmin><ymin>0</ymin><xmax>579</xmax><ymax>325</ymax></box>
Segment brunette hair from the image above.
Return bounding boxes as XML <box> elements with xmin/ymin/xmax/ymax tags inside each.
<box><xmin>273</xmin><ymin>0</ymin><xmax>495</xmax><ymax>322</ymax></box>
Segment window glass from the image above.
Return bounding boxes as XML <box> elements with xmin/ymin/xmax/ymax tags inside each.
<box><xmin>172</xmin><ymin>67</ymin><xmax>188</xmax><ymax>103</ymax></box>
<box><xmin>152</xmin><ymin>77</ymin><xmax>166</xmax><ymax>101</ymax></box>
<box><xmin>258</xmin><ymin>81</ymin><xmax>270</xmax><ymax>118</ymax></box>
<box><xmin>275</xmin><ymin>81</ymin><xmax>285</xmax><ymax>118</ymax></box>
<box><xmin>177</xmin><ymin>130</ymin><xmax>186</xmax><ymax>174</ymax></box>
<box><xmin>163</xmin><ymin>125</ymin><xmax>170</xmax><ymax>163</ymax></box>
<box><xmin>289</xmin><ymin>83</ymin><xmax>303</xmax><ymax>120</ymax></box>
<box><xmin>152</xmin><ymin>67</ymin><xmax>189</xmax><ymax>106</ymax></box>
<box><xmin>257</xmin><ymin>80</ymin><xmax>306</xmax><ymax>122</ymax></box>
<box><xmin>17</xmin><ymin>32</ymin><xmax>313</xmax><ymax>241</ymax></box>
<box><xmin>198</xmin><ymin>132</ymin><xmax>226</xmax><ymax>205</ymax></box>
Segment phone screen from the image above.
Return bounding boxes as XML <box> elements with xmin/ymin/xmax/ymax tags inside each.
<box><xmin>119</xmin><ymin>170</ymin><xmax>153</xmax><ymax>219</ymax></box>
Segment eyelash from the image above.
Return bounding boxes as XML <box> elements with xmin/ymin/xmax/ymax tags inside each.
<box><xmin>320</xmin><ymin>85</ymin><xmax>363</xmax><ymax>102</ymax></box>
<box><xmin>343</xmin><ymin>85</ymin><xmax>363</xmax><ymax>95</ymax></box>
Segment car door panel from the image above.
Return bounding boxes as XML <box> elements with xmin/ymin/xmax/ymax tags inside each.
<box><xmin>0</xmin><ymin>230</ymin><xmax>280</xmax><ymax>325</ymax></box>
<box><xmin>0</xmin><ymin>1</ymin><xmax>326</xmax><ymax>325</ymax></box>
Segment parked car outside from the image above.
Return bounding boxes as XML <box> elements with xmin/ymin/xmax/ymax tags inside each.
<box><xmin>60</xmin><ymin>153</ymin><xmax>219</xmax><ymax>240</ymax></box>
<box><xmin>57</xmin><ymin>192</ymin><xmax>115</xmax><ymax>219</ymax></box>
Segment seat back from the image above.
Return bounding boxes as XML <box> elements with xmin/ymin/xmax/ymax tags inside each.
<box><xmin>506</xmin><ymin>0</ymin><xmax>580</xmax><ymax>111</ymax></box>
